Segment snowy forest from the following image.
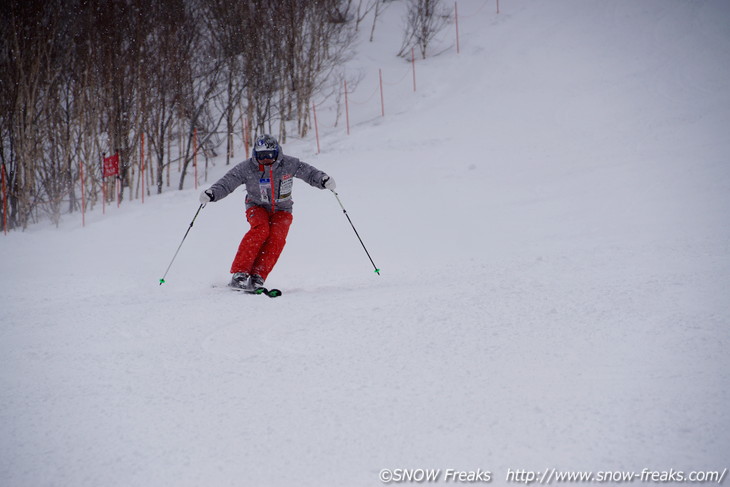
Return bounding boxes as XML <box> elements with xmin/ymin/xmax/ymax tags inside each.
<box><xmin>0</xmin><ymin>0</ymin><xmax>443</xmax><ymax>230</ymax></box>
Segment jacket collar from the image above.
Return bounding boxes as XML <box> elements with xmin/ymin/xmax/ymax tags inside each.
<box><xmin>253</xmin><ymin>156</ymin><xmax>281</xmax><ymax>173</ymax></box>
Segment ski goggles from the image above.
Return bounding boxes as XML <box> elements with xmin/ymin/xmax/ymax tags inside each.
<box><xmin>255</xmin><ymin>150</ymin><xmax>278</xmax><ymax>161</ymax></box>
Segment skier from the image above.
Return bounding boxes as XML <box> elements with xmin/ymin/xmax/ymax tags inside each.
<box><xmin>199</xmin><ymin>134</ymin><xmax>335</xmax><ymax>292</ymax></box>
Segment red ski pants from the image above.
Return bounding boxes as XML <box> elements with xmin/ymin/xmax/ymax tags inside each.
<box><xmin>230</xmin><ymin>206</ymin><xmax>293</xmax><ymax>280</ymax></box>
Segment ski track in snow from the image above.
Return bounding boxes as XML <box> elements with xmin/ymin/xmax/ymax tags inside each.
<box><xmin>2</xmin><ymin>1</ymin><xmax>730</xmax><ymax>485</ymax></box>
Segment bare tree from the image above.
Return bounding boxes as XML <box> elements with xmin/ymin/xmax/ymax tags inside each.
<box><xmin>142</xmin><ymin>0</ymin><xmax>197</xmax><ymax>194</ymax></box>
<box><xmin>205</xmin><ymin>0</ymin><xmax>252</xmax><ymax>165</ymax></box>
<box><xmin>177</xmin><ymin>0</ymin><xmax>226</xmax><ymax>191</ymax></box>
<box><xmin>369</xmin><ymin>0</ymin><xmax>391</xmax><ymax>42</ymax></box>
<box><xmin>275</xmin><ymin>0</ymin><xmax>356</xmax><ymax>138</ymax></box>
<box><xmin>69</xmin><ymin>0</ymin><xmax>148</xmax><ymax>206</ymax></box>
<box><xmin>0</xmin><ymin>0</ymin><xmax>67</xmax><ymax>228</ymax></box>
<box><xmin>398</xmin><ymin>0</ymin><xmax>450</xmax><ymax>59</ymax></box>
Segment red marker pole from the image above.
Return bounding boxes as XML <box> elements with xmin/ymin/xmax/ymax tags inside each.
<box><xmin>79</xmin><ymin>160</ymin><xmax>86</xmax><ymax>227</ymax></box>
<box><xmin>102</xmin><ymin>154</ymin><xmax>106</xmax><ymax>215</ymax></box>
<box><xmin>412</xmin><ymin>47</ymin><xmax>417</xmax><ymax>92</ymax></box>
<box><xmin>140</xmin><ymin>132</ymin><xmax>145</xmax><ymax>203</ymax></box>
<box><xmin>344</xmin><ymin>80</ymin><xmax>350</xmax><ymax>135</ymax></box>
<box><xmin>379</xmin><ymin>68</ymin><xmax>385</xmax><ymax>116</ymax></box>
<box><xmin>243</xmin><ymin>118</ymin><xmax>250</xmax><ymax>156</ymax></box>
<box><xmin>1</xmin><ymin>164</ymin><xmax>7</xmax><ymax>234</ymax></box>
<box><xmin>455</xmin><ymin>2</ymin><xmax>460</xmax><ymax>54</ymax></box>
<box><xmin>313</xmin><ymin>102</ymin><xmax>321</xmax><ymax>154</ymax></box>
<box><xmin>193</xmin><ymin>127</ymin><xmax>198</xmax><ymax>190</ymax></box>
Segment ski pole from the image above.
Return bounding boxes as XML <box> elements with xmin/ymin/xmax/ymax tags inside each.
<box><xmin>159</xmin><ymin>203</ymin><xmax>205</xmax><ymax>285</ymax></box>
<box><xmin>331</xmin><ymin>190</ymin><xmax>380</xmax><ymax>275</ymax></box>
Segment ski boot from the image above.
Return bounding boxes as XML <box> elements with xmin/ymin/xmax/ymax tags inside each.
<box><xmin>229</xmin><ymin>272</ymin><xmax>252</xmax><ymax>291</ymax></box>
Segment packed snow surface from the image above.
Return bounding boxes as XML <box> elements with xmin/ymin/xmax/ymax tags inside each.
<box><xmin>2</xmin><ymin>1</ymin><xmax>729</xmax><ymax>485</ymax></box>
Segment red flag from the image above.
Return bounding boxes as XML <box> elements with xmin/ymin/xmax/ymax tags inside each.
<box><xmin>103</xmin><ymin>153</ymin><xmax>119</xmax><ymax>178</ymax></box>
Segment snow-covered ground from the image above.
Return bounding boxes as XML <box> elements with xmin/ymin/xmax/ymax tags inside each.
<box><xmin>2</xmin><ymin>1</ymin><xmax>729</xmax><ymax>485</ymax></box>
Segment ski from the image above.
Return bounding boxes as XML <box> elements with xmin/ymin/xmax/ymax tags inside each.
<box><xmin>214</xmin><ymin>283</ymin><xmax>283</xmax><ymax>297</ymax></box>
<box><xmin>212</xmin><ymin>284</ymin><xmax>284</xmax><ymax>298</ymax></box>
<box><xmin>252</xmin><ymin>287</ymin><xmax>282</xmax><ymax>298</ymax></box>
<box><xmin>224</xmin><ymin>285</ymin><xmax>282</xmax><ymax>297</ymax></box>
<box><xmin>253</xmin><ymin>287</ymin><xmax>281</xmax><ymax>298</ymax></box>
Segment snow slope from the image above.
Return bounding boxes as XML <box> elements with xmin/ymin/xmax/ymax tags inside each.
<box><xmin>2</xmin><ymin>1</ymin><xmax>729</xmax><ymax>485</ymax></box>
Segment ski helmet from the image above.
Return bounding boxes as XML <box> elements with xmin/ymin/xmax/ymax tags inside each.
<box><xmin>253</xmin><ymin>134</ymin><xmax>280</xmax><ymax>163</ymax></box>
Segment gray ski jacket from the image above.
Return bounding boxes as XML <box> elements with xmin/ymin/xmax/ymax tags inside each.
<box><xmin>207</xmin><ymin>152</ymin><xmax>329</xmax><ymax>213</ymax></box>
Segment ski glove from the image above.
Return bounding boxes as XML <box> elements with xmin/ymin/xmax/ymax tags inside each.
<box><xmin>322</xmin><ymin>176</ymin><xmax>336</xmax><ymax>190</ymax></box>
<box><xmin>199</xmin><ymin>189</ymin><xmax>215</xmax><ymax>204</ymax></box>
